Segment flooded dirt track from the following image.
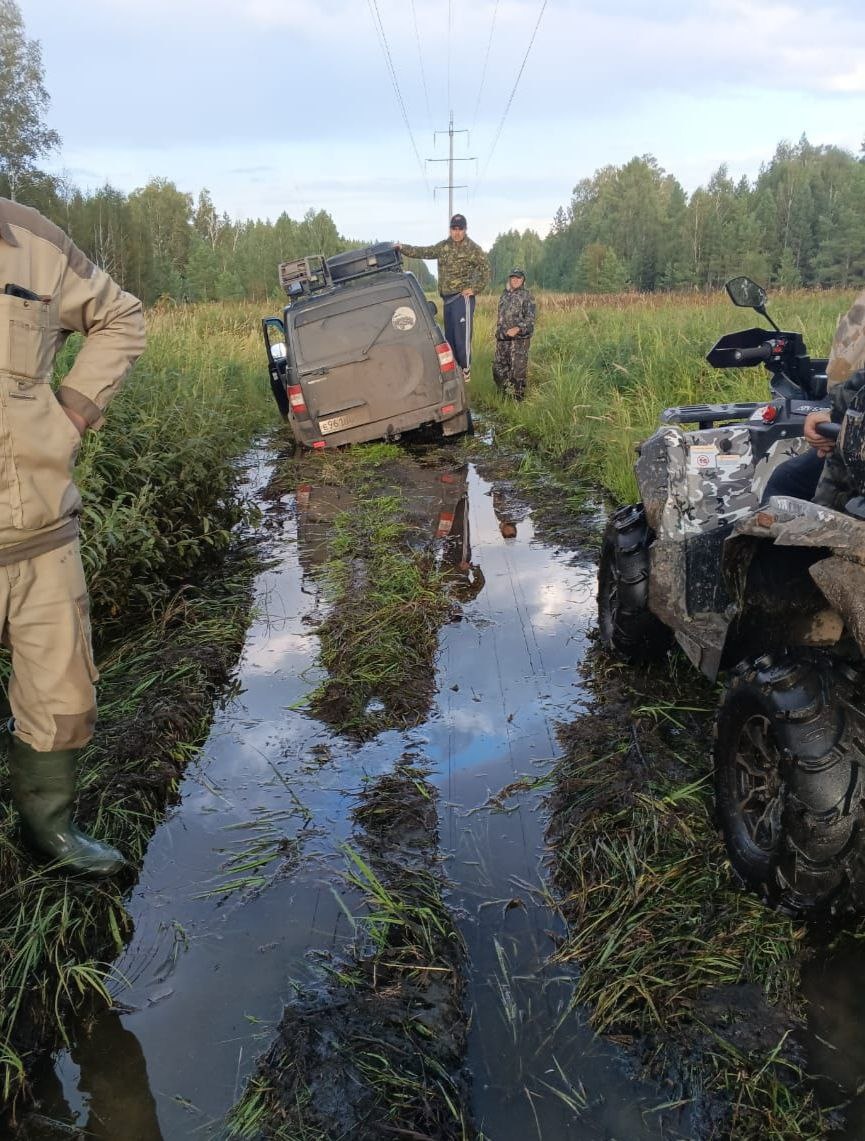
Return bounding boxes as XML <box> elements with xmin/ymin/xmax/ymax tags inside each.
<box><xmin>21</xmin><ymin>436</ymin><xmax>689</xmax><ymax>1140</ymax></box>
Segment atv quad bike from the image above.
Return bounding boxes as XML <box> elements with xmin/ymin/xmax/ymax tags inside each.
<box><xmin>597</xmin><ymin>278</ymin><xmax>865</xmax><ymax>918</ymax></box>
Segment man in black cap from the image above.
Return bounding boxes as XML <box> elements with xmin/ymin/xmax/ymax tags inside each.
<box><xmin>397</xmin><ymin>214</ymin><xmax>490</xmax><ymax>379</ymax></box>
<box><xmin>493</xmin><ymin>268</ymin><xmax>536</xmax><ymax>400</ymax></box>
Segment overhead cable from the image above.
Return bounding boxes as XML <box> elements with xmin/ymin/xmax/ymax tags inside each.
<box><xmin>366</xmin><ymin>0</ymin><xmax>430</xmax><ymax>192</ymax></box>
<box><xmin>447</xmin><ymin>0</ymin><xmax>453</xmax><ymax>113</ymax></box>
<box><xmin>475</xmin><ymin>0</ymin><xmax>548</xmax><ymax>196</ymax></box>
<box><xmin>471</xmin><ymin>0</ymin><xmax>500</xmax><ymax>134</ymax></box>
<box><xmin>410</xmin><ymin>0</ymin><xmax>434</xmax><ymax>132</ymax></box>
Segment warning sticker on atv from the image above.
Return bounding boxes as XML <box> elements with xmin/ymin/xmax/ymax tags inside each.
<box><xmin>688</xmin><ymin>444</ymin><xmax>717</xmax><ymax>474</ymax></box>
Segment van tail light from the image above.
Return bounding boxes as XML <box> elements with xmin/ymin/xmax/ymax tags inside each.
<box><xmin>436</xmin><ymin>342</ymin><xmax>455</xmax><ymax>374</ymax></box>
<box><xmin>436</xmin><ymin>511</ymin><xmax>455</xmax><ymax>537</ymax></box>
<box><xmin>440</xmin><ymin>404</ymin><xmax>455</xmax><ymax>416</ymax></box>
<box><xmin>312</xmin><ymin>440</ymin><xmax>326</xmax><ymax>449</ymax></box>
<box><xmin>288</xmin><ymin>385</ymin><xmax>309</xmax><ymax>417</ymax></box>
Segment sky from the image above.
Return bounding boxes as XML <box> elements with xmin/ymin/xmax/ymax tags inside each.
<box><xmin>16</xmin><ymin>0</ymin><xmax>865</xmax><ymax>250</ymax></box>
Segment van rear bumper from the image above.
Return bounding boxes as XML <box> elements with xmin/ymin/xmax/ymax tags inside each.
<box><xmin>293</xmin><ymin>396</ymin><xmax>468</xmax><ymax>448</ymax></box>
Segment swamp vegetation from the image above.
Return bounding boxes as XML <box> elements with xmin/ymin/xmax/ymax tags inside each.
<box><xmin>2</xmin><ymin>289</ymin><xmax>864</xmax><ymax>1137</ymax></box>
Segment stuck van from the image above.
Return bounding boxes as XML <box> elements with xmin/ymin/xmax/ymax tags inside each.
<box><xmin>262</xmin><ymin>242</ymin><xmax>471</xmax><ymax>449</ymax></box>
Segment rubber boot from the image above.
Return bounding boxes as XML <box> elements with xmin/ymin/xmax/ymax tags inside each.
<box><xmin>6</xmin><ymin>729</ymin><xmax>125</xmax><ymax>878</ymax></box>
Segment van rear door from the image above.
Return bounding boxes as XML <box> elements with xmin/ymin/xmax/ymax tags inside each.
<box><xmin>290</xmin><ymin>280</ymin><xmax>442</xmax><ymax>437</ymax></box>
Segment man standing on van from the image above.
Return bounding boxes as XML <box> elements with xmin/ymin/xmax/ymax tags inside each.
<box><xmin>0</xmin><ymin>197</ymin><xmax>146</xmax><ymax>877</ymax></box>
<box><xmin>397</xmin><ymin>214</ymin><xmax>490</xmax><ymax>380</ymax></box>
<box><xmin>493</xmin><ymin>268</ymin><xmax>536</xmax><ymax>401</ymax></box>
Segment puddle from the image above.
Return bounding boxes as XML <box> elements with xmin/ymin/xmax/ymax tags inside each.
<box><xmin>802</xmin><ymin>940</ymin><xmax>865</xmax><ymax>1137</ymax></box>
<box><xmin>23</xmin><ymin>445</ymin><xmax>686</xmax><ymax>1139</ymax></box>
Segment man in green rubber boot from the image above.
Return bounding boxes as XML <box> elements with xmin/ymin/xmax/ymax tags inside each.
<box><xmin>1</xmin><ymin>198</ymin><xmax>146</xmax><ymax>877</ymax></box>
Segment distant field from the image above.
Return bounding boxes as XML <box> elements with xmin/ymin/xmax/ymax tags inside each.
<box><xmin>468</xmin><ymin>287</ymin><xmax>859</xmax><ymax>501</ymax></box>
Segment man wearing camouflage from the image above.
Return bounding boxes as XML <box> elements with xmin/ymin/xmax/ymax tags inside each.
<box><xmin>812</xmin><ymin>366</ymin><xmax>865</xmax><ymax>511</ymax></box>
<box><xmin>763</xmin><ymin>289</ymin><xmax>865</xmax><ymax>502</ymax></box>
<box><xmin>397</xmin><ymin>213</ymin><xmax>490</xmax><ymax>379</ymax></box>
<box><xmin>492</xmin><ymin>268</ymin><xmax>536</xmax><ymax>401</ymax></box>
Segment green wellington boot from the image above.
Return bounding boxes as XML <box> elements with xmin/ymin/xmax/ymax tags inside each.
<box><xmin>6</xmin><ymin>730</ymin><xmax>125</xmax><ymax>878</ymax></box>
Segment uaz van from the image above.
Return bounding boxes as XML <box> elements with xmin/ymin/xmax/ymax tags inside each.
<box><xmin>262</xmin><ymin>242</ymin><xmax>471</xmax><ymax>449</ymax></box>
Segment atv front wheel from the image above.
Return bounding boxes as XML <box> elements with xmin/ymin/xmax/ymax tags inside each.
<box><xmin>597</xmin><ymin>504</ymin><xmax>672</xmax><ymax>662</ymax></box>
<box><xmin>714</xmin><ymin>652</ymin><xmax>865</xmax><ymax>918</ymax></box>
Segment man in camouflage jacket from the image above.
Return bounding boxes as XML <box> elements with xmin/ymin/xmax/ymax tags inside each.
<box><xmin>811</xmin><ymin>367</ymin><xmax>865</xmax><ymax>511</ymax></box>
<box><xmin>492</xmin><ymin>268</ymin><xmax>536</xmax><ymax>400</ymax></box>
<box><xmin>398</xmin><ymin>213</ymin><xmax>490</xmax><ymax>377</ymax></box>
<box><xmin>0</xmin><ymin>197</ymin><xmax>146</xmax><ymax>877</ymax></box>
<box><xmin>764</xmin><ymin>288</ymin><xmax>865</xmax><ymax>502</ymax></box>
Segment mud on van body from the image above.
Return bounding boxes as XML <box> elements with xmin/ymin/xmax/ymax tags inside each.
<box><xmin>263</xmin><ymin>243</ymin><xmax>471</xmax><ymax>449</ymax></box>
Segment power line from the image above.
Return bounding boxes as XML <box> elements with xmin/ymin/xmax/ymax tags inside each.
<box><xmin>447</xmin><ymin>0</ymin><xmax>453</xmax><ymax>113</ymax></box>
<box><xmin>410</xmin><ymin>0</ymin><xmax>434</xmax><ymax>132</ymax></box>
<box><xmin>366</xmin><ymin>0</ymin><xmax>430</xmax><ymax>192</ymax></box>
<box><xmin>471</xmin><ymin>0</ymin><xmax>500</xmax><ymax>134</ymax></box>
<box><xmin>475</xmin><ymin>0</ymin><xmax>548</xmax><ymax>195</ymax></box>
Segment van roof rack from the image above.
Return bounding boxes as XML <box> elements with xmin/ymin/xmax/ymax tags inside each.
<box><xmin>279</xmin><ymin>255</ymin><xmax>330</xmax><ymax>299</ymax></box>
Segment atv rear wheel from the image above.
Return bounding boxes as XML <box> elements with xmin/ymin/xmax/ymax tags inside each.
<box><xmin>597</xmin><ymin>504</ymin><xmax>672</xmax><ymax>663</ymax></box>
<box><xmin>714</xmin><ymin>652</ymin><xmax>865</xmax><ymax>918</ymax></box>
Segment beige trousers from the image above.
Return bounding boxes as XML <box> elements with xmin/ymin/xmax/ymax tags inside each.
<box><xmin>1</xmin><ymin>540</ymin><xmax>97</xmax><ymax>751</ymax></box>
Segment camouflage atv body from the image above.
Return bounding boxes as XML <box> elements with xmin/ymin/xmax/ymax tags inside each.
<box><xmin>597</xmin><ymin>280</ymin><xmax>865</xmax><ymax>918</ymax></box>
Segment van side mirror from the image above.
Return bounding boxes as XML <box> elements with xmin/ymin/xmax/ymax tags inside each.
<box><xmin>427</xmin><ymin>300</ymin><xmax>438</xmax><ymax>317</ymax></box>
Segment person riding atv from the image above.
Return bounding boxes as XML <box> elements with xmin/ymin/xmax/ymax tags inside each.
<box><xmin>763</xmin><ymin>285</ymin><xmax>865</xmax><ymax>502</ymax></box>
<box><xmin>598</xmin><ymin>280</ymin><xmax>865</xmax><ymax>919</ymax></box>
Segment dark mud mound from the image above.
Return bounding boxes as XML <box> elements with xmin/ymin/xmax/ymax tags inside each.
<box><xmin>225</xmin><ymin>760</ymin><xmax>471</xmax><ymax>1140</ymax></box>
<box><xmin>547</xmin><ymin>650</ymin><xmax>836</xmax><ymax>1139</ymax></box>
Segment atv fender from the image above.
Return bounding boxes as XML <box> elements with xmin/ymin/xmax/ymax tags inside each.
<box><xmin>809</xmin><ymin>556</ymin><xmax>865</xmax><ymax>656</ymax></box>
<box><xmin>732</xmin><ymin>495</ymin><xmax>865</xmax><ymax>562</ymax></box>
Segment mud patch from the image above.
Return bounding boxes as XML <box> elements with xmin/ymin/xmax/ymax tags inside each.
<box><xmin>547</xmin><ymin>649</ymin><xmax>837</xmax><ymax>1138</ymax></box>
<box><xmin>225</xmin><ymin>759</ymin><xmax>470</xmax><ymax>1140</ymax></box>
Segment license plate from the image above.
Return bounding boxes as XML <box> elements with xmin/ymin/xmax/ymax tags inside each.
<box><xmin>318</xmin><ymin>407</ymin><xmax>369</xmax><ymax>434</ymax></box>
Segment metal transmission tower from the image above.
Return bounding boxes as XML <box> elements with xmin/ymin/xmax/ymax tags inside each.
<box><xmin>427</xmin><ymin>111</ymin><xmax>476</xmax><ymax>224</ymax></box>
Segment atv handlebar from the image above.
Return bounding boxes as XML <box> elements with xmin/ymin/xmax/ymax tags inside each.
<box><xmin>816</xmin><ymin>421</ymin><xmax>841</xmax><ymax>440</ymax></box>
<box><xmin>730</xmin><ymin>343</ymin><xmax>773</xmax><ymax>365</ymax></box>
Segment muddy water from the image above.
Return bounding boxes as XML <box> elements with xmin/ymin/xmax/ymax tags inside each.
<box><xmin>25</xmin><ymin>444</ymin><xmax>685</xmax><ymax>1140</ymax></box>
<box><xmin>802</xmin><ymin>941</ymin><xmax>865</xmax><ymax>1137</ymax></box>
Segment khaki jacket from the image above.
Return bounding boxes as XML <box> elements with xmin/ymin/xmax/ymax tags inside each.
<box><xmin>0</xmin><ymin>198</ymin><xmax>146</xmax><ymax>560</ymax></box>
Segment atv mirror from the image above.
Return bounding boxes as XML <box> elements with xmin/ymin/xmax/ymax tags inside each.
<box><xmin>726</xmin><ymin>276</ymin><xmax>768</xmax><ymax>311</ymax></box>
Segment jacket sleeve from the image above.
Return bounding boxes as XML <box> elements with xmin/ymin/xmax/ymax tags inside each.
<box><xmin>520</xmin><ymin>293</ymin><xmax>536</xmax><ymax>338</ymax></box>
<box><xmin>55</xmin><ymin>245</ymin><xmax>146</xmax><ymax>430</ymax></box>
<box><xmin>829</xmin><ymin>369</ymin><xmax>865</xmax><ymax>422</ymax></box>
<box><xmin>468</xmin><ymin>244</ymin><xmax>491</xmax><ymax>293</ymax></box>
<box><xmin>399</xmin><ymin>241</ymin><xmax>444</xmax><ymax>260</ymax></box>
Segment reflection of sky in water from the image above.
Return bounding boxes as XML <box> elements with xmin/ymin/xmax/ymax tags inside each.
<box><xmin>34</xmin><ymin>456</ymin><xmax>680</xmax><ymax>1141</ymax></box>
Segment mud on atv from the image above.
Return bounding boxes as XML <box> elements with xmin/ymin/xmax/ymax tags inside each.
<box><xmin>598</xmin><ymin>278</ymin><xmax>865</xmax><ymax>920</ymax></box>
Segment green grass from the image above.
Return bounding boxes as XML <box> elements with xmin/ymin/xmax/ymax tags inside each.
<box><xmin>549</xmin><ymin>657</ymin><xmax>833</xmax><ymax>1139</ymax></box>
<box><xmin>468</xmin><ymin>287</ymin><xmax>858</xmax><ymax>503</ymax></box>
<box><xmin>301</xmin><ymin>451</ymin><xmax>456</xmax><ymax>737</ymax></box>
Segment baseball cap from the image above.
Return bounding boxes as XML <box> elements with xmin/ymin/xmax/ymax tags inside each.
<box><xmin>450</xmin><ymin>214</ymin><xmax>467</xmax><ymax>229</ymax></box>
<box><xmin>509</xmin><ymin>267</ymin><xmax>526</xmax><ymax>279</ymax></box>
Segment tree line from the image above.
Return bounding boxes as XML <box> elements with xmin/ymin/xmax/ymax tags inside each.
<box><xmin>489</xmin><ymin>139</ymin><xmax>865</xmax><ymax>294</ymax></box>
<box><xmin>4</xmin><ymin>0</ymin><xmax>865</xmax><ymax>301</ymax></box>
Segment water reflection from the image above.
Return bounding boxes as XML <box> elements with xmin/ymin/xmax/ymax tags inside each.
<box><xmin>21</xmin><ymin>449</ymin><xmax>679</xmax><ymax>1140</ymax></box>
<box><xmin>28</xmin><ymin>1010</ymin><xmax>162</xmax><ymax>1140</ymax></box>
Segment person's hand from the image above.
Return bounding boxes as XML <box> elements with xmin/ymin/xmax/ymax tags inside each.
<box><xmin>506</xmin><ymin>326</ymin><xmax>519</xmax><ymax>338</ymax></box>
<box><xmin>461</xmin><ymin>288</ymin><xmax>474</xmax><ymax>297</ymax></box>
<box><xmin>62</xmin><ymin>406</ymin><xmax>88</xmax><ymax>437</ymax></box>
<box><xmin>804</xmin><ymin>409</ymin><xmax>834</xmax><ymax>456</ymax></box>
